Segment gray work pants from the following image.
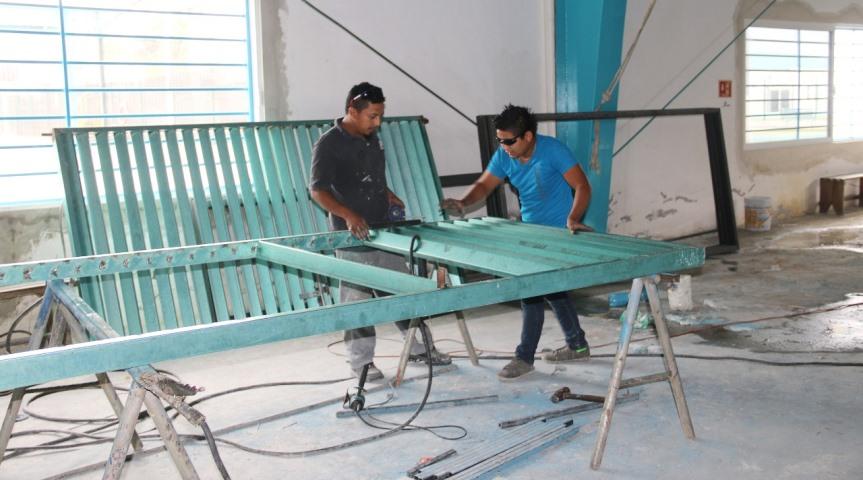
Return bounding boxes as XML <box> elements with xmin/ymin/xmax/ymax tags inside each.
<box><xmin>337</xmin><ymin>248</ymin><xmax>430</xmax><ymax>370</ymax></box>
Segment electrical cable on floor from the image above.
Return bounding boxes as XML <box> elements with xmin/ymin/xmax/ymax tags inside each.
<box><xmin>201</xmin><ymin>421</ymin><xmax>231</xmax><ymax>480</ymax></box>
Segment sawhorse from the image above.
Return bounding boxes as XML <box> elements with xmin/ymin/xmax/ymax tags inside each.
<box><xmin>591</xmin><ymin>275</ymin><xmax>695</xmax><ymax>469</ymax></box>
<box><xmin>0</xmin><ymin>283</ymin><xmax>203</xmax><ymax>479</ymax></box>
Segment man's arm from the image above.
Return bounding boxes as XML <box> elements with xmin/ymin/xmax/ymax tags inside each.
<box><xmin>440</xmin><ymin>171</ymin><xmax>504</xmax><ymax>216</ymax></box>
<box><xmin>310</xmin><ymin>189</ymin><xmax>370</xmax><ymax>240</ymax></box>
<box><xmin>563</xmin><ymin>164</ymin><xmax>592</xmax><ymax>233</ymax></box>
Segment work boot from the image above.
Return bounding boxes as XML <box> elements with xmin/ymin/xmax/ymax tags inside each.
<box><xmin>497</xmin><ymin>358</ymin><xmax>535</xmax><ymax>381</ymax></box>
<box><xmin>543</xmin><ymin>344</ymin><xmax>590</xmax><ymax>364</ymax></box>
<box><xmin>409</xmin><ymin>349</ymin><xmax>452</xmax><ymax>366</ymax></box>
<box><xmin>351</xmin><ymin>363</ymin><xmax>384</xmax><ymax>381</ymax></box>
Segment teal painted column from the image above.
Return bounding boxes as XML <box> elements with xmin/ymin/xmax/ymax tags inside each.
<box><xmin>555</xmin><ymin>0</ymin><xmax>626</xmax><ymax>232</ymax></box>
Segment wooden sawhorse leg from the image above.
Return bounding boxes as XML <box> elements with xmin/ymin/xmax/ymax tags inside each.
<box><xmin>591</xmin><ymin>275</ymin><xmax>695</xmax><ymax>470</ymax></box>
<box><xmin>394</xmin><ymin>266</ymin><xmax>478</xmax><ymax>387</ymax></box>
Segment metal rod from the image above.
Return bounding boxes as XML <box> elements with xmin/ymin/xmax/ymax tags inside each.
<box><xmin>336</xmin><ymin>395</ymin><xmax>498</xmax><ymax>418</ymax></box>
<box><xmin>498</xmin><ymin>392</ymin><xmax>639</xmax><ymax>429</ymax></box>
<box><xmin>448</xmin><ymin>423</ymin><xmax>579</xmax><ymax>480</ymax></box>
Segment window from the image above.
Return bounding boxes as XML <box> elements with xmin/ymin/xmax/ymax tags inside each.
<box><xmin>833</xmin><ymin>29</ymin><xmax>863</xmax><ymax>141</ymax></box>
<box><xmin>0</xmin><ymin>1</ymin><xmax>255</xmax><ymax>205</ymax></box>
<box><xmin>745</xmin><ymin>26</ymin><xmax>830</xmax><ymax>144</ymax></box>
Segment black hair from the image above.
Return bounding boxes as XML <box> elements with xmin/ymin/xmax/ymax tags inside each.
<box><xmin>345</xmin><ymin>82</ymin><xmax>385</xmax><ymax>113</ymax></box>
<box><xmin>493</xmin><ymin>104</ymin><xmax>537</xmax><ymax>136</ymax></box>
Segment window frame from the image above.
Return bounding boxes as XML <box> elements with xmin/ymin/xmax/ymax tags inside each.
<box><xmin>743</xmin><ymin>19</ymin><xmax>863</xmax><ymax>149</ymax></box>
<box><xmin>743</xmin><ymin>21</ymin><xmax>833</xmax><ymax>149</ymax></box>
<box><xmin>0</xmin><ymin>1</ymin><xmax>258</xmax><ymax>206</ymax></box>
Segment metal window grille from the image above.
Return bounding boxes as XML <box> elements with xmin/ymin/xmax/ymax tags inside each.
<box><xmin>833</xmin><ymin>28</ymin><xmax>863</xmax><ymax>141</ymax></box>
<box><xmin>0</xmin><ymin>0</ymin><xmax>254</xmax><ymax>205</ymax></box>
<box><xmin>744</xmin><ymin>26</ymin><xmax>830</xmax><ymax>144</ymax></box>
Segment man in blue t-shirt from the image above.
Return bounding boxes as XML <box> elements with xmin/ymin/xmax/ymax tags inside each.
<box><xmin>441</xmin><ymin>104</ymin><xmax>592</xmax><ymax>380</ymax></box>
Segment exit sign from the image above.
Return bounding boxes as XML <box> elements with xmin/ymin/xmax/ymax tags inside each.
<box><xmin>719</xmin><ymin>80</ymin><xmax>732</xmax><ymax>97</ymax></box>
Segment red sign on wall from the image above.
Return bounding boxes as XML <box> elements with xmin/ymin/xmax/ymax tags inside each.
<box><xmin>719</xmin><ymin>80</ymin><xmax>732</xmax><ymax>97</ymax></box>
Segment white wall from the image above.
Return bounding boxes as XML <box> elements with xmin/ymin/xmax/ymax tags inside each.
<box><xmin>611</xmin><ymin>0</ymin><xmax>863</xmax><ymax>239</ymax></box>
<box><xmin>262</xmin><ymin>0</ymin><xmax>555</xmax><ymax>194</ymax></box>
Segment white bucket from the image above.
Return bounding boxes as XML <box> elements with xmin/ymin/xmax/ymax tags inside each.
<box><xmin>744</xmin><ymin>196</ymin><xmax>772</xmax><ymax>232</ymax></box>
<box><xmin>667</xmin><ymin>274</ymin><xmax>693</xmax><ymax>311</ymax></box>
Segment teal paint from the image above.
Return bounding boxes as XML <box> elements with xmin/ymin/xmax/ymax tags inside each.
<box><xmin>555</xmin><ymin>0</ymin><xmax>627</xmax><ymax>232</ymax></box>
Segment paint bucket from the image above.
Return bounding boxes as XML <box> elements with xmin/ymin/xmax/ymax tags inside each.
<box><xmin>744</xmin><ymin>196</ymin><xmax>772</xmax><ymax>232</ymax></box>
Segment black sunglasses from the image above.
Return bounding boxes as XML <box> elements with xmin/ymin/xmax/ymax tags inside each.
<box><xmin>496</xmin><ymin>132</ymin><xmax>522</xmax><ymax>146</ymax></box>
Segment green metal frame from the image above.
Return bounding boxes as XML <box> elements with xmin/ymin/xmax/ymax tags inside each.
<box><xmin>0</xmin><ymin>218</ymin><xmax>704</xmax><ymax>391</ymax></box>
<box><xmin>54</xmin><ymin>117</ymin><xmax>445</xmax><ymax>335</ymax></box>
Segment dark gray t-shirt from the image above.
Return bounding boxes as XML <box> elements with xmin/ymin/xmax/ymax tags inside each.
<box><xmin>309</xmin><ymin>118</ymin><xmax>389</xmax><ymax>231</ymax></box>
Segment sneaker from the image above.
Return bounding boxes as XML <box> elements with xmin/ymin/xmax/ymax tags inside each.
<box><xmin>543</xmin><ymin>345</ymin><xmax>590</xmax><ymax>364</ymax></box>
<box><xmin>497</xmin><ymin>358</ymin><xmax>535</xmax><ymax>381</ymax></box>
<box><xmin>351</xmin><ymin>363</ymin><xmax>384</xmax><ymax>381</ymax></box>
<box><xmin>409</xmin><ymin>349</ymin><xmax>452</xmax><ymax>366</ymax></box>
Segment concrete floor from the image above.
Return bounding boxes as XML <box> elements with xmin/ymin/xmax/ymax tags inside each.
<box><xmin>2</xmin><ymin>211</ymin><xmax>862</xmax><ymax>479</ymax></box>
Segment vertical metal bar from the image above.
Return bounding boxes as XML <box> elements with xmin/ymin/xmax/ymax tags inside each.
<box><xmin>703</xmin><ymin>110</ymin><xmax>739</xmax><ymax>254</ymax></box>
<box><xmin>179</xmin><ymin>129</ymin><xmax>229</xmax><ymax>321</ymax></box>
<box><xmin>113</xmin><ymin>132</ymin><xmax>160</xmax><ymax>333</ymax></box>
<box><xmin>55</xmin><ymin>130</ymin><xmax>100</xmax><ymax>315</ymax></box>
<box><xmin>164</xmin><ymin>129</ymin><xmax>215</xmax><ymax>324</ymax></box>
<box><xmin>228</xmin><ymin>127</ymin><xmax>279</xmax><ymax>314</ymax></box>
<box><xmin>147</xmin><ymin>130</ymin><xmax>196</xmax><ymax>326</ymax></box>
<box><xmin>644</xmin><ymin>277</ymin><xmax>695</xmax><ymax>439</ymax></box>
<box><xmin>404</xmin><ymin>120</ymin><xmax>439</xmax><ymax>220</ymax></box>
<box><xmin>103</xmin><ymin>383</ymin><xmax>146</xmax><ymax>480</ymax></box>
<box><xmin>415</xmin><ymin>118</ymin><xmax>447</xmax><ymax>221</ymax></box>
<box><xmin>213</xmin><ymin>128</ymin><xmax>263</xmax><ymax>317</ymax></box>
<box><xmin>280</xmin><ymin>126</ymin><xmax>318</xmax><ymax>233</ymax></box>
<box><xmin>74</xmin><ymin>131</ymin><xmax>123</xmax><ymax>330</ymax></box>
<box><xmin>384</xmin><ymin>123</ymin><xmax>422</xmax><ymax>218</ymax></box>
<box><xmin>591</xmin><ymin>277</ymin><xmax>643</xmax><ymax>470</ymax></box>
<box><xmin>255</xmin><ymin>127</ymin><xmax>306</xmax><ymax>310</ymax></box>
<box><xmin>281</xmin><ymin>125</ymin><xmax>335</xmax><ymax>305</ymax></box>
<box><xmin>131</xmin><ymin>131</ymin><xmax>178</xmax><ymax>329</ymax></box>
<box><xmin>141</xmin><ymin>393</ymin><xmax>200</xmax><ymax>479</ymax></box>
<box><xmin>242</xmin><ymin>127</ymin><xmax>292</xmax><ymax>312</ymax></box>
<box><xmin>266</xmin><ymin>126</ymin><xmax>321</xmax><ymax>308</ymax></box>
<box><xmin>198</xmin><ymin>128</ymin><xmax>247</xmax><ymax>320</ymax></box>
<box><xmin>295</xmin><ymin>125</ymin><xmax>330</xmax><ymax>232</ymax></box>
<box><xmin>94</xmin><ymin>132</ymin><xmax>141</xmax><ymax>335</ymax></box>
<box><xmin>379</xmin><ymin>124</ymin><xmax>410</xmax><ymax>213</ymax></box>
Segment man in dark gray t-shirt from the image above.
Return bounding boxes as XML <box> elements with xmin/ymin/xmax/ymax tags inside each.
<box><xmin>309</xmin><ymin>82</ymin><xmax>451</xmax><ymax>381</ymax></box>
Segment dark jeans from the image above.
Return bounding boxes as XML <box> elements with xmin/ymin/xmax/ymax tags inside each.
<box><xmin>515</xmin><ymin>291</ymin><xmax>587</xmax><ymax>364</ymax></box>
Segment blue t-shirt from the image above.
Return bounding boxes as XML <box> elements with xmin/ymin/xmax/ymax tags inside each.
<box><xmin>487</xmin><ymin>134</ymin><xmax>578</xmax><ymax>228</ymax></box>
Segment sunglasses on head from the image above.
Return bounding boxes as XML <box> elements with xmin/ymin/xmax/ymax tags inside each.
<box><xmin>496</xmin><ymin>132</ymin><xmax>522</xmax><ymax>146</ymax></box>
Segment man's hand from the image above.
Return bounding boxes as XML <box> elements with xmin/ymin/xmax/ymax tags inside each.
<box><xmin>440</xmin><ymin>198</ymin><xmax>465</xmax><ymax>216</ymax></box>
<box><xmin>344</xmin><ymin>211</ymin><xmax>370</xmax><ymax>240</ymax></box>
<box><xmin>567</xmin><ymin>218</ymin><xmax>594</xmax><ymax>234</ymax></box>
